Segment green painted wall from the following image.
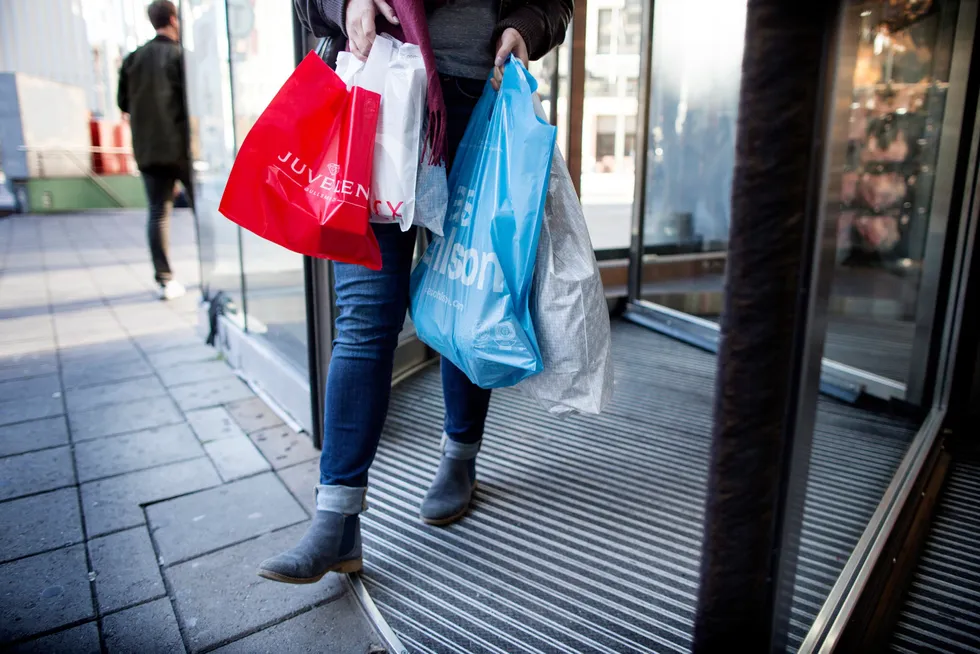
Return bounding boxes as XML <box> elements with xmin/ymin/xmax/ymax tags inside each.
<box><xmin>25</xmin><ymin>176</ymin><xmax>146</xmax><ymax>212</ymax></box>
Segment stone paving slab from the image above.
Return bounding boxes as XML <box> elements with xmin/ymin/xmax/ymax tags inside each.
<box><xmin>0</xmin><ymin>488</ymin><xmax>83</xmax><ymax>563</ymax></box>
<box><xmin>0</xmin><ymin>213</ymin><xmax>382</xmax><ymax>653</ymax></box>
<box><xmin>69</xmin><ymin>396</ymin><xmax>185</xmax><ymax>443</ymax></box>
<box><xmin>102</xmin><ymin>598</ymin><xmax>185</xmax><ymax>654</ymax></box>
<box><xmin>8</xmin><ymin>622</ymin><xmax>101</xmax><ymax>654</ymax></box>
<box><xmin>133</xmin><ymin>331</ymin><xmax>203</xmax><ymax>354</ymax></box>
<box><xmin>0</xmin><ymin>395</ymin><xmax>64</xmax><ymax>428</ymax></box>
<box><xmin>204</xmin><ymin>437</ymin><xmax>271</xmax><ymax>482</ymax></box>
<box><xmin>65</xmin><ymin>376</ymin><xmax>168</xmax><ymax>414</ymax></box>
<box><xmin>185</xmin><ymin>407</ymin><xmax>247</xmax><ymax>443</ymax></box>
<box><xmin>169</xmin><ymin>377</ymin><xmax>254</xmax><ymax>412</ymax></box>
<box><xmin>0</xmin><ymin>374</ymin><xmax>61</xmax><ymax>403</ymax></box>
<box><xmin>81</xmin><ymin>457</ymin><xmax>222</xmax><ymax>537</ymax></box>
<box><xmin>156</xmin><ymin>359</ymin><xmax>238</xmax><ymax>388</ymax></box>
<box><xmin>250</xmin><ymin>424</ymin><xmax>319</xmax><ymax>470</ymax></box>
<box><xmin>61</xmin><ymin>357</ymin><xmax>156</xmax><ymax>389</ymax></box>
<box><xmin>147</xmin><ymin>343</ymin><xmax>221</xmax><ymax>369</ymax></box>
<box><xmin>58</xmin><ymin>342</ymin><xmax>143</xmax><ymax>367</ymax></box>
<box><xmin>74</xmin><ymin>423</ymin><xmax>205</xmax><ymax>483</ymax></box>
<box><xmin>0</xmin><ymin>416</ymin><xmax>69</xmax><ymax>458</ymax></box>
<box><xmin>225</xmin><ymin>397</ymin><xmax>284</xmax><ymax>434</ymax></box>
<box><xmin>52</xmin><ymin>308</ymin><xmax>120</xmax><ymax>329</ymax></box>
<box><xmin>165</xmin><ymin>523</ymin><xmax>347</xmax><ymax>652</ymax></box>
<box><xmin>117</xmin><ymin>317</ymin><xmax>191</xmax><ymax>335</ymax></box>
<box><xmin>147</xmin><ymin>473</ymin><xmax>307</xmax><ymax>565</ymax></box>
<box><xmin>277</xmin><ymin>460</ymin><xmax>319</xmax><ymax>512</ymax></box>
<box><xmin>0</xmin><ymin>334</ymin><xmax>56</xmax><ymax>351</ymax></box>
<box><xmin>89</xmin><ymin>526</ymin><xmax>166</xmax><ymax>614</ymax></box>
<box><xmin>0</xmin><ymin>339</ymin><xmax>58</xmax><ymax>362</ymax></box>
<box><xmin>0</xmin><ymin>446</ymin><xmax>76</xmax><ymax>501</ymax></box>
<box><xmin>58</xmin><ymin>331</ymin><xmax>131</xmax><ymax>351</ymax></box>
<box><xmin>0</xmin><ymin>316</ymin><xmax>54</xmax><ymax>341</ymax></box>
<box><xmin>0</xmin><ymin>353</ymin><xmax>59</xmax><ymax>383</ymax></box>
<box><xmin>211</xmin><ymin>595</ymin><xmax>385</xmax><ymax>654</ymax></box>
<box><xmin>0</xmin><ymin>545</ymin><xmax>95</xmax><ymax>644</ymax></box>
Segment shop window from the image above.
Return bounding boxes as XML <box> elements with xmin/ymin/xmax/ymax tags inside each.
<box><xmin>622</xmin><ymin>0</ymin><xmax>642</xmax><ymax>54</ymax></box>
<box><xmin>625</xmin><ymin>76</ymin><xmax>638</xmax><ymax>98</ymax></box>
<box><xmin>587</xmin><ymin>72</ymin><xmax>617</xmax><ymax>97</ymax></box>
<box><xmin>595</xmin><ymin>115</ymin><xmax>617</xmax><ymax>172</ymax></box>
<box><xmin>597</xmin><ymin>9</ymin><xmax>613</xmax><ymax>54</ymax></box>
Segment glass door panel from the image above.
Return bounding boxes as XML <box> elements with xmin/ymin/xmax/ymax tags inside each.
<box><xmin>638</xmin><ymin>0</ymin><xmax>746</xmax><ymax>316</ymax></box>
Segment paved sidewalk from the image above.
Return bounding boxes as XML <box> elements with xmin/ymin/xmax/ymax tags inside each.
<box><xmin>0</xmin><ymin>211</ymin><xmax>379</xmax><ymax>653</ymax></box>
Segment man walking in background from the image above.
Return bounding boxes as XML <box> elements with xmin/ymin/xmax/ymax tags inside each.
<box><xmin>118</xmin><ymin>0</ymin><xmax>190</xmax><ymax>300</ymax></box>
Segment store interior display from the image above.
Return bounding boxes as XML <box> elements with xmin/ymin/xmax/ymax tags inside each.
<box><xmin>837</xmin><ymin>2</ymin><xmax>947</xmax><ymax>271</ymax></box>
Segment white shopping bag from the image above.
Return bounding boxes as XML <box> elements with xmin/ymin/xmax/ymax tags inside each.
<box><xmin>336</xmin><ymin>35</ymin><xmax>426</xmax><ymax>231</ymax></box>
<box><xmin>515</xmin><ymin>96</ymin><xmax>614</xmax><ymax>416</ymax></box>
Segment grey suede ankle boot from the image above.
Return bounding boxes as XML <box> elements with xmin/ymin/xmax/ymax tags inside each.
<box><xmin>420</xmin><ymin>434</ymin><xmax>481</xmax><ymax>526</ymax></box>
<box><xmin>257</xmin><ymin>485</ymin><xmax>366</xmax><ymax>584</ymax></box>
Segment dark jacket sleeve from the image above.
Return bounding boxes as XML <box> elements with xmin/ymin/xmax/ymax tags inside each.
<box><xmin>495</xmin><ymin>0</ymin><xmax>573</xmax><ymax>61</ymax></box>
<box><xmin>117</xmin><ymin>53</ymin><xmax>131</xmax><ymax>114</ymax></box>
<box><xmin>171</xmin><ymin>51</ymin><xmax>190</xmax><ymax>132</ymax></box>
<box><xmin>294</xmin><ymin>0</ymin><xmax>346</xmax><ymax>37</ymax></box>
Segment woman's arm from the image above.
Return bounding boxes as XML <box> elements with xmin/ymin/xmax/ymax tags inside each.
<box><xmin>494</xmin><ymin>0</ymin><xmax>574</xmax><ymax>61</ymax></box>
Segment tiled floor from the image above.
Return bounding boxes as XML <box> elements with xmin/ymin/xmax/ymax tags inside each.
<box><xmin>0</xmin><ymin>211</ymin><xmax>378</xmax><ymax>653</ymax></box>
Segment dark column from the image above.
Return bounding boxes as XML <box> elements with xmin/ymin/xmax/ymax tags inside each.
<box><xmin>693</xmin><ymin>1</ymin><xmax>844</xmax><ymax>651</ymax></box>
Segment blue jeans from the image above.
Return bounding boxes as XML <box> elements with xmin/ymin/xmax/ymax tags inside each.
<box><xmin>319</xmin><ymin>75</ymin><xmax>491</xmax><ymax>488</ymax></box>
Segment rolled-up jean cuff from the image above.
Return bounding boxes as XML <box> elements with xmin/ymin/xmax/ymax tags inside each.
<box><xmin>441</xmin><ymin>433</ymin><xmax>482</xmax><ymax>460</ymax></box>
<box><xmin>316</xmin><ymin>484</ymin><xmax>368</xmax><ymax>514</ymax></box>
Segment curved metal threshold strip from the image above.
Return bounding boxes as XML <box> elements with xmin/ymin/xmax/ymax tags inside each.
<box><xmin>345</xmin><ymin>572</ymin><xmax>410</xmax><ymax>654</ymax></box>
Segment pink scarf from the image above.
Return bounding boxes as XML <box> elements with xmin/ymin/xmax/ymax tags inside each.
<box><xmin>377</xmin><ymin>0</ymin><xmax>447</xmax><ymax>164</ymax></box>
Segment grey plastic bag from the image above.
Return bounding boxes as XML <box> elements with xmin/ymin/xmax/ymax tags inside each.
<box><xmin>414</xmin><ymin>155</ymin><xmax>448</xmax><ymax>236</ymax></box>
<box><xmin>516</xmin><ymin>98</ymin><xmax>614</xmax><ymax>416</ymax></box>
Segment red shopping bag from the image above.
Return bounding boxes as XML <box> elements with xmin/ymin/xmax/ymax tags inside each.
<box><xmin>219</xmin><ymin>46</ymin><xmax>389</xmax><ymax>270</ymax></box>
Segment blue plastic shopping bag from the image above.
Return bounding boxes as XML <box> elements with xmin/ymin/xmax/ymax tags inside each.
<box><xmin>409</xmin><ymin>58</ymin><xmax>557</xmax><ymax>389</ymax></box>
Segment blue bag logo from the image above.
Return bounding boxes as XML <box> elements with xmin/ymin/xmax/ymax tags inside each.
<box><xmin>420</xmin><ymin>186</ymin><xmax>505</xmax><ymax>297</ymax></box>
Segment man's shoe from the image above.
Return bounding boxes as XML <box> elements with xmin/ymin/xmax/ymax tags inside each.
<box><xmin>420</xmin><ymin>435</ymin><xmax>481</xmax><ymax>526</ymax></box>
<box><xmin>258</xmin><ymin>485</ymin><xmax>366</xmax><ymax>584</ymax></box>
<box><xmin>159</xmin><ymin>280</ymin><xmax>186</xmax><ymax>300</ymax></box>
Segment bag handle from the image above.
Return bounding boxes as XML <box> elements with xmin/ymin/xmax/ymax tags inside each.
<box><xmin>357</xmin><ymin>34</ymin><xmax>393</xmax><ymax>95</ymax></box>
<box><xmin>314</xmin><ymin>34</ymin><xmax>346</xmax><ymax>70</ymax></box>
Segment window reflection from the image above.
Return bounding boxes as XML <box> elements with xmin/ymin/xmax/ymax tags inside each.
<box><xmin>596</xmin><ymin>9</ymin><xmax>614</xmax><ymax>54</ymax></box>
<box><xmin>580</xmin><ymin>0</ymin><xmax>642</xmax><ymax>250</ymax></box>
<box><xmin>827</xmin><ymin>3</ymin><xmax>955</xmax><ymax>386</ymax></box>
<box><xmin>621</xmin><ymin>0</ymin><xmax>642</xmax><ymax>55</ymax></box>
<box><xmin>228</xmin><ymin>0</ymin><xmax>309</xmax><ymax>372</ymax></box>
<box><xmin>643</xmin><ymin>0</ymin><xmax>747</xmax><ymax>254</ymax></box>
<box><xmin>181</xmin><ymin>0</ymin><xmax>243</xmax><ymax>315</ymax></box>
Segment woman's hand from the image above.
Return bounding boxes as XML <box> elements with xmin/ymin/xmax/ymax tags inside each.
<box><xmin>492</xmin><ymin>28</ymin><xmax>529</xmax><ymax>90</ymax></box>
<box><xmin>346</xmin><ymin>0</ymin><xmax>399</xmax><ymax>60</ymax></box>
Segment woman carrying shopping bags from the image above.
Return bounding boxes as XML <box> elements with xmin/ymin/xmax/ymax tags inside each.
<box><xmin>258</xmin><ymin>0</ymin><xmax>572</xmax><ymax>584</ymax></box>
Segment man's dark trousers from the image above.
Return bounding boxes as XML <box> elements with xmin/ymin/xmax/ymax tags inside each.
<box><xmin>142</xmin><ymin>165</ymin><xmax>193</xmax><ymax>286</ymax></box>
